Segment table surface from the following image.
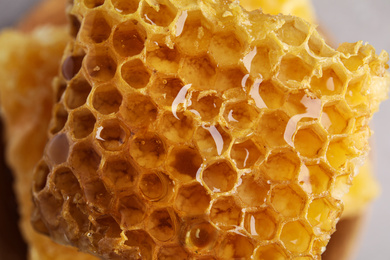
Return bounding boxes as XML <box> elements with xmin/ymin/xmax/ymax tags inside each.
<box><xmin>0</xmin><ymin>0</ymin><xmax>389</xmax><ymax>259</ymax></box>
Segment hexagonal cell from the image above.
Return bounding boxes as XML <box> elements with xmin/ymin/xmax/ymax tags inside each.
<box><xmin>223</xmin><ymin>101</ymin><xmax>259</xmax><ymax>131</ymax></box>
<box><xmin>210</xmin><ymin>196</ymin><xmax>242</xmax><ymax>229</ymax></box>
<box><xmin>124</xmin><ymin>230</ymin><xmax>155</xmax><ymax>260</ymax></box>
<box><xmin>307</xmin><ymin>198</ymin><xmax>338</xmax><ymax>234</ymax></box>
<box><xmin>194</xmin><ymin>124</ymin><xmax>231</xmax><ymax>158</ymax></box>
<box><xmin>214</xmin><ymin>68</ymin><xmax>250</xmax><ymax>92</ymax></box>
<box><xmin>49</xmin><ymin>103</ymin><xmax>68</xmax><ymax>135</ymax></box>
<box><xmin>331</xmin><ymin>174</ymin><xmax>352</xmax><ymax>200</ymax></box>
<box><xmin>254</xmin><ymin>244</ymin><xmax>288</xmax><ymax>259</ymax></box>
<box><xmin>47</xmin><ymin>133</ymin><xmax>69</xmax><ymax>165</ymax></box>
<box><xmin>310</xmin><ymin>66</ymin><xmax>346</xmax><ymax>96</ymax></box>
<box><xmin>203</xmin><ymin>160</ymin><xmax>237</xmax><ymax>193</ymax></box>
<box><xmin>179</xmin><ymin>55</ymin><xmax>216</xmax><ymax>90</ymax></box>
<box><xmin>85</xmin><ymin>50</ymin><xmax>117</xmax><ymax>82</ymax></box>
<box><xmin>71</xmin><ymin>108</ymin><xmax>96</xmax><ymax>139</ymax></box>
<box><xmin>141</xmin><ymin>1</ymin><xmax>177</xmax><ymax>27</ymax></box>
<box><xmin>69</xmin><ymin>14</ymin><xmax>81</xmax><ymax>38</ymax></box>
<box><xmin>217</xmin><ymin>233</ymin><xmax>254</xmax><ymax>259</ymax></box>
<box><xmin>175</xmin><ymin>11</ymin><xmax>213</xmax><ymax>56</ymax></box>
<box><xmin>119</xmin><ymin>93</ymin><xmax>157</xmax><ymax>128</ymax></box>
<box><xmin>62</xmin><ymin>202</ymin><xmax>89</xmax><ymax>240</ymax></box>
<box><xmin>113</xmin><ymin>19</ymin><xmax>146</xmax><ymax>57</ymax></box>
<box><xmin>32</xmin><ymin>160</ymin><xmax>50</xmax><ymax>193</ymax></box>
<box><xmin>248</xmin><ymin>39</ymin><xmax>281</xmax><ymax>80</ymax></box>
<box><xmin>321</xmin><ymin>101</ymin><xmax>352</xmax><ymax>135</ymax></box>
<box><xmin>294</xmin><ymin>124</ymin><xmax>327</xmax><ymax>158</ymax></box>
<box><xmin>230</xmin><ymin>139</ymin><xmax>265</xmax><ymax>169</ymax></box>
<box><xmin>159</xmin><ymin>111</ymin><xmax>194</xmax><ymax>143</ymax></box>
<box><xmin>70</xmin><ymin>142</ymin><xmax>101</xmax><ymax>183</ymax></box>
<box><xmin>35</xmin><ymin>191</ymin><xmax>63</xmax><ymax>228</ymax></box>
<box><xmin>270</xmin><ymin>184</ymin><xmax>306</xmax><ymax>218</ymax></box>
<box><xmin>209</xmin><ymin>31</ymin><xmax>243</xmax><ymax>67</ymax></box>
<box><xmin>308</xmin><ymin>33</ymin><xmax>335</xmax><ymax>57</ymax></box>
<box><xmin>146</xmin><ymin>43</ymin><xmax>180</xmax><ymax>74</ymax></box>
<box><xmin>147</xmin><ymin>208</ymin><xmax>176</xmax><ymax>242</ymax></box>
<box><xmin>257</xmin><ymin>80</ymin><xmax>286</xmax><ymax>109</ymax></box>
<box><xmin>236</xmin><ymin>174</ymin><xmax>270</xmax><ymax>207</ymax></box>
<box><xmin>341</xmin><ymin>52</ymin><xmax>365</xmax><ymax>72</ymax></box>
<box><xmin>62</xmin><ymin>55</ymin><xmax>84</xmax><ymax>81</ymax></box>
<box><xmin>129</xmin><ymin>134</ymin><xmax>165</xmax><ymax>169</ymax></box>
<box><xmin>139</xmin><ymin>172</ymin><xmax>173</xmax><ymax>202</ymax></box>
<box><xmin>102</xmin><ymin>158</ymin><xmax>138</xmax><ymax>192</ymax></box>
<box><xmin>118</xmin><ymin>194</ymin><xmax>146</xmax><ymax>228</ymax></box>
<box><xmin>83</xmin><ymin>179</ymin><xmax>111</xmax><ymax>210</ymax></box>
<box><xmin>345</xmin><ymin>76</ymin><xmax>369</xmax><ymax>109</ymax></box>
<box><xmin>167</xmin><ymin>146</ymin><xmax>202</xmax><ymax>182</ymax></box>
<box><xmin>261</xmin><ymin>149</ymin><xmax>300</xmax><ymax>181</ymax></box>
<box><xmin>82</xmin><ymin>11</ymin><xmax>111</xmax><ymax>43</ymax></box>
<box><xmin>157</xmin><ymin>246</ymin><xmax>189</xmax><ymax>260</ymax></box>
<box><xmin>185</xmin><ymin>221</ymin><xmax>218</xmax><ymax>252</ymax></box>
<box><xmin>149</xmin><ymin>77</ymin><xmax>184</xmax><ymax>107</ymax></box>
<box><xmin>257</xmin><ymin>110</ymin><xmax>289</xmax><ymax>147</ymax></box>
<box><xmin>283</xmin><ymin>91</ymin><xmax>312</xmax><ymax>116</ymax></box>
<box><xmin>91</xmin><ymin>216</ymin><xmax>122</xmax><ymax>247</ymax></box>
<box><xmin>244</xmin><ymin>208</ymin><xmax>278</xmax><ymax>240</ymax></box>
<box><xmin>280</xmin><ymin>221</ymin><xmax>312</xmax><ymax>253</ymax></box>
<box><xmin>54</xmin><ymin>80</ymin><xmax>67</xmax><ymax>103</ymax></box>
<box><xmin>92</xmin><ymin>83</ymin><xmax>122</xmax><ymax>115</ymax></box>
<box><xmin>277</xmin><ymin>54</ymin><xmax>312</xmax><ymax>85</ymax></box>
<box><xmin>175</xmin><ymin>183</ymin><xmax>210</xmax><ymax>216</ymax></box>
<box><xmin>111</xmin><ymin>0</ymin><xmax>139</xmax><ymax>14</ymax></box>
<box><xmin>96</xmin><ymin>119</ymin><xmax>127</xmax><ymax>151</ymax></box>
<box><xmin>65</xmin><ymin>77</ymin><xmax>91</xmax><ymax>109</ymax></box>
<box><xmin>326</xmin><ymin>139</ymin><xmax>349</xmax><ymax>169</ymax></box>
<box><xmin>188</xmin><ymin>92</ymin><xmax>222</xmax><ymax>121</ymax></box>
<box><xmin>121</xmin><ymin>59</ymin><xmax>151</xmax><ymax>89</ymax></box>
<box><xmin>84</xmin><ymin>0</ymin><xmax>104</xmax><ymax>8</ymax></box>
<box><xmin>298</xmin><ymin>163</ymin><xmax>333</xmax><ymax>195</ymax></box>
<box><xmin>276</xmin><ymin>19</ymin><xmax>308</xmax><ymax>46</ymax></box>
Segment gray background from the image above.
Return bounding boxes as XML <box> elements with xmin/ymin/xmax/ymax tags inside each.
<box><xmin>0</xmin><ymin>0</ymin><xmax>389</xmax><ymax>259</ymax></box>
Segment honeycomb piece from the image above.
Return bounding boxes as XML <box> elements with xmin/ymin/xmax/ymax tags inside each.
<box><xmin>29</xmin><ymin>1</ymin><xmax>389</xmax><ymax>259</ymax></box>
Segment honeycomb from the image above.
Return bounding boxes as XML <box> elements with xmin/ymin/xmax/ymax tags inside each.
<box><xmin>21</xmin><ymin>0</ymin><xmax>389</xmax><ymax>259</ymax></box>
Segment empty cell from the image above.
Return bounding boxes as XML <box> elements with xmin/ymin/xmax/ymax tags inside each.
<box><xmin>139</xmin><ymin>172</ymin><xmax>172</xmax><ymax>201</ymax></box>
<box><xmin>223</xmin><ymin>101</ymin><xmax>259</xmax><ymax>130</ymax></box>
<box><xmin>345</xmin><ymin>77</ymin><xmax>368</xmax><ymax>109</ymax></box>
<box><xmin>82</xmin><ymin>11</ymin><xmax>111</xmax><ymax>43</ymax></box>
<box><xmin>86</xmin><ymin>52</ymin><xmax>117</xmax><ymax>81</ymax></box>
<box><xmin>32</xmin><ymin>160</ymin><xmax>50</xmax><ymax>193</ymax></box>
<box><xmin>63</xmin><ymin>203</ymin><xmax>89</xmax><ymax>240</ymax></box>
<box><xmin>113</xmin><ymin>20</ymin><xmax>146</xmax><ymax>57</ymax></box>
<box><xmin>179</xmin><ymin>55</ymin><xmax>216</xmax><ymax>90</ymax></box>
<box><xmin>310</xmin><ymin>67</ymin><xmax>346</xmax><ymax>96</ymax></box>
<box><xmin>159</xmin><ymin>111</ymin><xmax>194</xmax><ymax>143</ymax></box>
<box><xmin>298</xmin><ymin>163</ymin><xmax>332</xmax><ymax>195</ymax></box>
<box><xmin>249</xmin><ymin>39</ymin><xmax>280</xmax><ymax>79</ymax></box>
<box><xmin>321</xmin><ymin>102</ymin><xmax>352</xmax><ymax>135</ymax></box>
<box><xmin>62</xmin><ymin>55</ymin><xmax>84</xmax><ymax>81</ymax></box>
<box><xmin>71</xmin><ymin>108</ymin><xmax>96</xmax><ymax>139</ymax></box>
<box><xmin>111</xmin><ymin>0</ymin><xmax>139</xmax><ymax>14</ymax></box>
<box><xmin>283</xmin><ymin>91</ymin><xmax>311</xmax><ymax>116</ymax></box>
<box><xmin>157</xmin><ymin>246</ymin><xmax>189</xmax><ymax>260</ymax></box>
<box><xmin>141</xmin><ymin>1</ymin><xmax>177</xmax><ymax>27</ymax></box>
<box><xmin>167</xmin><ymin>146</ymin><xmax>202</xmax><ymax>182</ymax></box>
<box><xmin>54</xmin><ymin>81</ymin><xmax>67</xmax><ymax>103</ymax></box>
<box><xmin>217</xmin><ymin>233</ymin><xmax>254</xmax><ymax>259</ymax></box>
<box><xmin>47</xmin><ymin>133</ymin><xmax>69</xmax><ymax>165</ymax></box>
<box><xmin>331</xmin><ymin>174</ymin><xmax>352</xmax><ymax>200</ymax></box>
<box><xmin>147</xmin><ymin>208</ymin><xmax>176</xmax><ymax>241</ymax></box>
<box><xmin>83</xmin><ymin>179</ymin><xmax>111</xmax><ymax>210</ymax></box>
<box><xmin>53</xmin><ymin>167</ymin><xmax>81</xmax><ymax>197</ymax></box>
<box><xmin>276</xmin><ymin>19</ymin><xmax>308</xmax><ymax>46</ymax></box>
<box><xmin>119</xmin><ymin>195</ymin><xmax>146</xmax><ymax>228</ymax></box>
<box><xmin>175</xmin><ymin>183</ymin><xmax>210</xmax><ymax>215</ymax></box>
<box><xmin>214</xmin><ymin>68</ymin><xmax>249</xmax><ymax>92</ymax></box>
<box><xmin>129</xmin><ymin>134</ymin><xmax>165</xmax><ymax>169</ymax></box>
<box><xmin>121</xmin><ymin>59</ymin><xmax>150</xmax><ymax>89</ymax></box>
<box><xmin>186</xmin><ymin>221</ymin><xmax>218</xmax><ymax>251</ymax></box>
<box><xmin>94</xmin><ymin>216</ymin><xmax>122</xmax><ymax>241</ymax></box>
<box><xmin>258</xmin><ymin>110</ymin><xmax>289</xmax><ymax>148</ymax></box>
<box><xmin>188</xmin><ymin>92</ymin><xmax>222</xmax><ymax>121</ymax></box>
<box><xmin>280</xmin><ymin>221</ymin><xmax>312</xmax><ymax>253</ymax></box>
<box><xmin>146</xmin><ymin>44</ymin><xmax>181</xmax><ymax>74</ymax></box>
<box><xmin>124</xmin><ymin>230</ymin><xmax>155</xmax><ymax>260</ymax></box>
<box><xmin>195</xmin><ymin>124</ymin><xmax>231</xmax><ymax>158</ymax></box>
<box><xmin>210</xmin><ymin>196</ymin><xmax>242</xmax><ymax>228</ymax></box>
<box><xmin>209</xmin><ymin>31</ymin><xmax>243</xmax><ymax>67</ymax></box>
<box><xmin>244</xmin><ymin>209</ymin><xmax>278</xmax><ymax>240</ymax></box>
<box><xmin>261</xmin><ymin>149</ymin><xmax>300</xmax><ymax>181</ymax></box>
<box><xmin>326</xmin><ymin>139</ymin><xmax>349</xmax><ymax>169</ymax></box>
<box><xmin>257</xmin><ymin>80</ymin><xmax>285</xmax><ymax>109</ymax></box>
<box><xmin>119</xmin><ymin>93</ymin><xmax>157</xmax><ymax>127</ymax></box>
<box><xmin>231</xmin><ymin>139</ymin><xmax>264</xmax><ymax>169</ymax></box>
<box><xmin>270</xmin><ymin>185</ymin><xmax>306</xmax><ymax>218</ymax></box>
<box><xmin>307</xmin><ymin>198</ymin><xmax>338</xmax><ymax>233</ymax></box>
<box><xmin>102</xmin><ymin>158</ymin><xmax>138</xmax><ymax>191</ymax></box>
<box><xmin>70</xmin><ymin>142</ymin><xmax>101</xmax><ymax>183</ymax></box>
<box><xmin>294</xmin><ymin>124</ymin><xmax>326</xmax><ymax>158</ymax></box>
<box><xmin>96</xmin><ymin>119</ymin><xmax>127</xmax><ymax>151</ymax></box>
<box><xmin>92</xmin><ymin>84</ymin><xmax>122</xmax><ymax>115</ymax></box>
<box><xmin>254</xmin><ymin>244</ymin><xmax>288</xmax><ymax>260</ymax></box>
<box><xmin>149</xmin><ymin>77</ymin><xmax>184</xmax><ymax>107</ymax></box>
<box><xmin>35</xmin><ymin>191</ymin><xmax>63</xmax><ymax>228</ymax></box>
<box><xmin>84</xmin><ymin>0</ymin><xmax>104</xmax><ymax>8</ymax></box>
<box><xmin>341</xmin><ymin>53</ymin><xmax>365</xmax><ymax>72</ymax></box>
<box><xmin>203</xmin><ymin>161</ymin><xmax>236</xmax><ymax>193</ymax></box>
<box><xmin>278</xmin><ymin>54</ymin><xmax>312</xmax><ymax>84</ymax></box>
<box><xmin>69</xmin><ymin>14</ymin><xmax>81</xmax><ymax>38</ymax></box>
<box><xmin>49</xmin><ymin>103</ymin><xmax>68</xmax><ymax>134</ymax></box>
<box><xmin>236</xmin><ymin>175</ymin><xmax>270</xmax><ymax>207</ymax></box>
<box><xmin>65</xmin><ymin>77</ymin><xmax>91</xmax><ymax>109</ymax></box>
